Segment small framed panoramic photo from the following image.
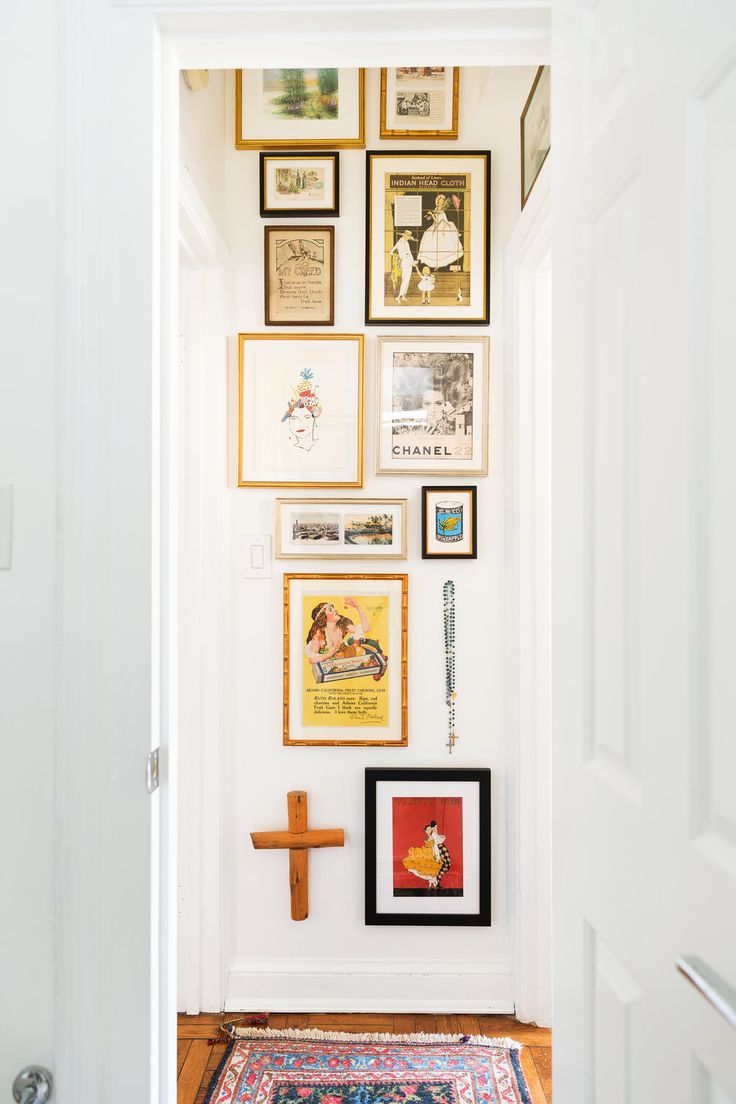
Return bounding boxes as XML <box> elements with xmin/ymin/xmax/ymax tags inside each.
<box><xmin>520</xmin><ymin>65</ymin><xmax>550</xmax><ymax>208</ymax></box>
<box><xmin>276</xmin><ymin>498</ymin><xmax>407</xmax><ymax>560</ymax></box>
<box><xmin>284</xmin><ymin>573</ymin><xmax>408</xmax><ymax>747</ymax></box>
<box><xmin>376</xmin><ymin>335</ymin><xmax>489</xmax><ymax>476</ymax></box>
<box><xmin>238</xmin><ymin>333</ymin><xmax>363</xmax><ymax>488</ymax></box>
<box><xmin>236</xmin><ymin>68</ymin><xmax>365</xmax><ymax>150</ymax></box>
<box><xmin>365</xmin><ymin>767</ymin><xmax>491</xmax><ymax>926</ymax></box>
<box><xmin>264</xmin><ymin>226</ymin><xmax>334</xmax><ymax>326</ymax></box>
<box><xmin>421</xmin><ymin>486</ymin><xmax>477</xmax><ymax>559</ymax></box>
<box><xmin>380</xmin><ymin>67</ymin><xmax>459</xmax><ymax>140</ymax></box>
<box><xmin>365</xmin><ymin>149</ymin><xmax>490</xmax><ymax>325</ymax></box>
<box><xmin>260</xmin><ymin>152</ymin><xmax>340</xmax><ymax>217</ymax></box>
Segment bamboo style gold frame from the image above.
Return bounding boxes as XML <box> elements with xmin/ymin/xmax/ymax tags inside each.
<box><xmin>238</xmin><ymin>333</ymin><xmax>364</xmax><ymax>488</ymax></box>
<box><xmin>379</xmin><ymin>67</ymin><xmax>460</xmax><ymax>140</ymax></box>
<box><xmin>283</xmin><ymin>573</ymin><xmax>409</xmax><ymax>747</ymax></box>
<box><xmin>235</xmin><ymin>69</ymin><xmax>366</xmax><ymax>150</ymax></box>
<box><xmin>275</xmin><ymin>498</ymin><xmax>408</xmax><ymax>560</ymax></box>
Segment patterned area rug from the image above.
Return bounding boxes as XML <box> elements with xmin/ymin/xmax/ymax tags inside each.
<box><xmin>204</xmin><ymin>1028</ymin><xmax>532</xmax><ymax>1104</ymax></box>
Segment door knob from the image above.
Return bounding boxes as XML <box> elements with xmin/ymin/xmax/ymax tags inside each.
<box><xmin>12</xmin><ymin>1067</ymin><xmax>53</xmax><ymax>1103</ymax></box>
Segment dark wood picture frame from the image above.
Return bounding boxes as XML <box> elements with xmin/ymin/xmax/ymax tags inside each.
<box><xmin>421</xmin><ymin>485</ymin><xmax>478</xmax><ymax>559</ymax></box>
<box><xmin>520</xmin><ymin>65</ymin><xmax>550</xmax><ymax>209</ymax></box>
<box><xmin>365</xmin><ymin>767</ymin><xmax>491</xmax><ymax>927</ymax></box>
<box><xmin>259</xmin><ymin>152</ymin><xmax>340</xmax><ymax>218</ymax></box>
<box><xmin>264</xmin><ymin>225</ymin><xmax>335</xmax><ymax>326</ymax></box>
<box><xmin>364</xmin><ymin>149</ymin><xmax>491</xmax><ymax>326</ymax></box>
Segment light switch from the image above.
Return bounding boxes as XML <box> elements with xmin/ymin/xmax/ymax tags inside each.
<box><xmin>0</xmin><ymin>484</ymin><xmax>12</xmax><ymax>570</ymax></box>
<box><xmin>242</xmin><ymin>533</ymin><xmax>272</xmax><ymax>579</ymax></box>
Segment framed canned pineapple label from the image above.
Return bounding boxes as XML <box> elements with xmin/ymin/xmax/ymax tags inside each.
<box><xmin>422</xmin><ymin>486</ymin><xmax>477</xmax><ymax>559</ymax></box>
<box><xmin>365</xmin><ymin>150</ymin><xmax>490</xmax><ymax>324</ymax></box>
<box><xmin>376</xmin><ymin>335</ymin><xmax>489</xmax><ymax>475</ymax></box>
<box><xmin>284</xmin><ymin>573</ymin><xmax>408</xmax><ymax>746</ymax></box>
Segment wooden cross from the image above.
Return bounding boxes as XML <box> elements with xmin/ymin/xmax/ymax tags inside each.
<box><xmin>250</xmin><ymin>791</ymin><xmax>345</xmax><ymax>921</ymax></box>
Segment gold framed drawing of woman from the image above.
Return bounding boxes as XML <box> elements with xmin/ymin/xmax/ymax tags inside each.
<box><xmin>365</xmin><ymin>150</ymin><xmax>491</xmax><ymax>325</ymax></box>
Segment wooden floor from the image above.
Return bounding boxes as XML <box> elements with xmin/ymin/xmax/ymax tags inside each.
<box><xmin>178</xmin><ymin>1013</ymin><xmax>552</xmax><ymax>1104</ymax></box>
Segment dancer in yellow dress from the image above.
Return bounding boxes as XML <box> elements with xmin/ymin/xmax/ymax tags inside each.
<box><xmin>402</xmin><ymin>821</ymin><xmax>451</xmax><ymax>889</ymax></box>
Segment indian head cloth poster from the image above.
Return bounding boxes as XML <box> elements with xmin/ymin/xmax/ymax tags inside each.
<box><xmin>392</xmin><ymin>796</ymin><xmax>464</xmax><ymax>897</ymax></box>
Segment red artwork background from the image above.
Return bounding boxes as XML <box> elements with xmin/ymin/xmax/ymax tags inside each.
<box><xmin>391</xmin><ymin>795</ymin><xmax>464</xmax><ymax>890</ymax></box>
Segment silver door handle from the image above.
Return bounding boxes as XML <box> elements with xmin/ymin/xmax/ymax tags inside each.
<box><xmin>12</xmin><ymin>1067</ymin><xmax>53</xmax><ymax>1103</ymax></box>
<box><xmin>677</xmin><ymin>955</ymin><xmax>736</xmax><ymax>1029</ymax></box>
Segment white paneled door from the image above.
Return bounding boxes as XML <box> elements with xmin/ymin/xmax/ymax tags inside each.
<box><xmin>552</xmin><ymin>0</ymin><xmax>736</xmax><ymax>1100</ymax></box>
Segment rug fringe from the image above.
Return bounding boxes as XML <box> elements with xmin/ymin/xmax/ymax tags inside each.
<box><xmin>227</xmin><ymin>1026</ymin><xmax>522</xmax><ymax>1051</ymax></box>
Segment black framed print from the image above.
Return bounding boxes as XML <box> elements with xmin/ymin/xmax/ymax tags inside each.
<box><xmin>421</xmin><ymin>486</ymin><xmax>477</xmax><ymax>559</ymax></box>
<box><xmin>365</xmin><ymin>767</ymin><xmax>491</xmax><ymax>926</ymax></box>
<box><xmin>260</xmin><ymin>152</ymin><xmax>340</xmax><ymax>217</ymax></box>
<box><xmin>365</xmin><ymin>150</ymin><xmax>491</xmax><ymax>325</ymax></box>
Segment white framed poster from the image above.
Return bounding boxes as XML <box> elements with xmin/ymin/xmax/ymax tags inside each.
<box><xmin>238</xmin><ymin>333</ymin><xmax>364</xmax><ymax>488</ymax></box>
<box><xmin>365</xmin><ymin>150</ymin><xmax>491</xmax><ymax>325</ymax></box>
<box><xmin>236</xmin><ymin>68</ymin><xmax>365</xmax><ymax>149</ymax></box>
<box><xmin>276</xmin><ymin>498</ymin><xmax>407</xmax><ymax>559</ymax></box>
<box><xmin>375</xmin><ymin>335</ymin><xmax>489</xmax><ymax>475</ymax></box>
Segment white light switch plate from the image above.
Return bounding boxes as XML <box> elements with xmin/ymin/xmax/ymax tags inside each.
<box><xmin>0</xmin><ymin>484</ymin><xmax>12</xmax><ymax>569</ymax></box>
<box><xmin>242</xmin><ymin>533</ymin><xmax>272</xmax><ymax>579</ymax></box>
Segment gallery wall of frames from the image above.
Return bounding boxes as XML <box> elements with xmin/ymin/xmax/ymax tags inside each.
<box><xmin>178</xmin><ymin>63</ymin><xmax>550</xmax><ymax>1010</ymax></box>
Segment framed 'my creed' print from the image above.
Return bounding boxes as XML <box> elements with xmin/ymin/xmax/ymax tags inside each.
<box><xmin>365</xmin><ymin>768</ymin><xmax>491</xmax><ymax>926</ymax></box>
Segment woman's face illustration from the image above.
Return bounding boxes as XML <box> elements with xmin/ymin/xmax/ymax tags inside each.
<box><xmin>289</xmin><ymin>405</ymin><xmax>315</xmax><ymax>444</ymax></box>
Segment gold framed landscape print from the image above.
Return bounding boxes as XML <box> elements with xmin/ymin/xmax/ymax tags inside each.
<box><xmin>283</xmin><ymin>573</ymin><xmax>408</xmax><ymax>747</ymax></box>
<box><xmin>276</xmin><ymin>498</ymin><xmax>407</xmax><ymax>560</ymax></box>
<box><xmin>380</xmin><ymin>67</ymin><xmax>459</xmax><ymax>139</ymax></box>
<box><xmin>375</xmin><ymin>335</ymin><xmax>489</xmax><ymax>475</ymax></box>
<box><xmin>365</xmin><ymin>150</ymin><xmax>491</xmax><ymax>325</ymax></box>
<box><xmin>264</xmin><ymin>226</ymin><xmax>334</xmax><ymax>326</ymax></box>
<box><xmin>520</xmin><ymin>65</ymin><xmax>550</xmax><ymax>208</ymax></box>
<box><xmin>236</xmin><ymin>68</ymin><xmax>365</xmax><ymax>149</ymax></box>
<box><xmin>238</xmin><ymin>333</ymin><xmax>363</xmax><ymax>488</ymax></box>
<box><xmin>260</xmin><ymin>152</ymin><xmax>339</xmax><ymax>217</ymax></box>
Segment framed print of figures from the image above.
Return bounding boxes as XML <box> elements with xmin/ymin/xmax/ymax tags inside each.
<box><xmin>422</xmin><ymin>486</ymin><xmax>477</xmax><ymax>559</ymax></box>
<box><xmin>365</xmin><ymin>768</ymin><xmax>491</xmax><ymax>926</ymax></box>
<box><xmin>376</xmin><ymin>336</ymin><xmax>489</xmax><ymax>475</ymax></box>
<box><xmin>260</xmin><ymin>152</ymin><xmax>339</xmax><ymax>217</ymax></box>
<box><xmin>520</xmin><ymin>65</ymin><xmax>550</xmax><ymax>208</ymax></box>
<box><xmin>276</xmin><ymin>499</ymin><xmax>407</xmax><ymax>560</ymax></box>
<box><xmin>380</xmin><ymin>67</ymin><xmax>459</xmax><ymax>139</ymax></box>
<box><xmin>283</xmin><ymin>573</ymin><xmax>408</xmax><ymax>747</ymax></box>
<box><xmin>238</xmin><ymin>333</ymin><xmax>363</xmax><ymax>488</ymax></box>
<box><xmin>365</xmin><ymin>150</ymin><xmax>490</xmax><ymax>325</ymax></box>
<box><xmin>236</xmin><ymin>69</ymin><xmax>365</xmax><ymax>149</ymax></box>
<box><xmin>264</xmin><ymin>226</ymin><xmax>334</xmax><ymax>326</ymax></box>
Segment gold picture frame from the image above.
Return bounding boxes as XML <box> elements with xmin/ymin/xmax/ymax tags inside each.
<box><xmin>235</xmin><ymin>68</ymin><xmax>365</xmax><ymax>150</ymax></box>
<box><xmin>238</xmin><ymin>333</ymin><xmax>364</xmax><ymax>488</ymax></box>
<box><xmin>275</xmin><ymin>498</ymin><xmax>408</xmax><ymax>560</ymax></box>
<box><xmin>380</xmin><ymin>67</ymin><xmax>459</xmax><ymax>140</ymax></box>
<box><xmin>520</xmin><ymin>65</ymin><xmax>550</xmax><ymax>209</ymax></box>
<box><xmin>283</xmin><ymin>572</ymin><xmax>408</xmax><ymax>747</ymax></box>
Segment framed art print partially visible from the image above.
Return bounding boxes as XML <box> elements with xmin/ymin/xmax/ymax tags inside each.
<box><xmin>260</xmin><ymin>152</ymin><xmax>339</xmax><ymax>217</ymax></box>
<box><xmin>365</xmin><ymin>768</ymin><xmax>491</xmax><ymax>926</ymax></box>
<box><xmin>380</xmin><ymin>67</ymin><xmax>459</xmax><ymax>140</ymax></box>
<box><xmin>238</xmin><ymin>333</ymin><xmax>363</xmax><ymax>487</ymax></box>
<box><xmin>422</xmin><ymin>486</ymin><xmax>477</xmax><ymax>559</ymax></box>
<box><xmin>264</xmin><ymin>226</ymin><xmax>334</xmax><ymax>326</ymax></box>
<box><xmin>365</xmin><ymin>150</ymin><xmax>490</xmax><ymax>325</ymax></box>
<box><xmin>284</xmin><ymin>573</ymin><xmax>408</xmax><ymax>747</ymax></box>
<box><xmin>236</xmin><ymin>69</ymin><xmax>365</xmax><ymax>149</ymax></box>
<box><xmin>520</xmin><ymin>65</ymin><xmax>550</xmax><ymax>208</ymax></box>
<box><xmin>376</xmin><ymin>335</ymin><xmax>489</xmax><ymax>475</ymax></box>
<box><xmin>276</xmin><ymin>498</ymin><xmax>407</xmax><ymax>559</ymax></box>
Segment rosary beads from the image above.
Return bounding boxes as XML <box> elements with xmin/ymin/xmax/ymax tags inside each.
<box><xmin>443</xmin><ymin>580</ymin><xmax>457</xmax><ymax>752</ymax></box>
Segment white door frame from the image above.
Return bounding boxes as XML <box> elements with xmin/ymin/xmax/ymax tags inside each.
<box><xmin>57</xmin><ymin>4</ymin><xmax>550</xmax><ymax>1099</ymax></box>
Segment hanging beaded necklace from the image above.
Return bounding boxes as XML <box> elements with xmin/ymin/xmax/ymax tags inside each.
<box><xmin>443</xmin><ymin>580</ymin><xmax>457</xmax><ymax>752</ymax></box>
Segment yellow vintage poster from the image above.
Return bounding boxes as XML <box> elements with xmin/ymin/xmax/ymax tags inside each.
<box><xmin>302</xmin><ymin>593</ymin><xmax>390</xmax><ymax>727</ymax></box>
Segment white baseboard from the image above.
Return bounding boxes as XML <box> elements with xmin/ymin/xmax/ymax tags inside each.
<box><xmin>225</xmin><ymin>957</ymin><xmax>514</xmax><ymax>1014</ymax></box>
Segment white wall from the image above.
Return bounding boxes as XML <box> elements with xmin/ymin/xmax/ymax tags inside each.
<box><xmin>179</xmin><ymin>64</ymin><xmax>537</xmax><ymax>1012</ymax></box>
<box><xmin>0</xmin><ymin>0</ymin><xmax>58</xmax><ymax>1086</ymax></box>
